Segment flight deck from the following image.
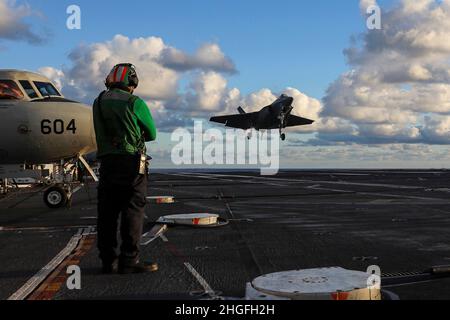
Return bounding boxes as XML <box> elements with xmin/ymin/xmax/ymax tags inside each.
<box><xmin>1</xmin><ymin>170</ymin><xmax>450</xmax><ymax>300</ymax></box>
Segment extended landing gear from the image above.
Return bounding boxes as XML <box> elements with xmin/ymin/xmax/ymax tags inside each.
<box><xmin>278</xmin><ymin>110</ymin><xmax>290</xmax><ymax>141</ymax></box>
<box><xmin>279</xmin><ymin>127</ymin><xmax>286</xmax><ymax>141</ymax></box>
<box><xmin>43</xmin><ymin>155</ymin><xmax>98</xmax><ymax>209</ymax></box>
<box><xmin>44</xmin><ymin>186</ymin><xmax>68</xmax><ymax>209</ymax></box>
<box><xmin>0</xmin><ymin>179</ymin><xmax>8</xmax><ymax>195</ymax></box>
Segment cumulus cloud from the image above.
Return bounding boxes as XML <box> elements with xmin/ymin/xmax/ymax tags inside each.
<box><xmin>160</xmin><ymin>43</ymin><xmax>236</xmax><ymax>73</ymax></box>
<box><xmin>42</xmin><ymin>35</ymin><xmax>237</xmax><ymax>104</ymax></box>
<box><xmin>42</xmin><ymin>35</ymin><xmax>239</xmax><ymax>124</ymax></box>
<box><xmin>62</xmin><ymin>35</ymin><xmax>180</xmax><ymax>102</ymax></box>
<box><xmin>421</xmin><ymin>115</ymin><xmax>450</xmax><ymax>144</ymax></box>
<box><xmin>38</xmin><ymin>34</ymin><xmax>325</xmax><ymax>133</ymax></box>
<box><xmin>188</xmin><ymin>71</ymin><xmax>228</xmax><ymax>112</ymax></box>
<box><xmin>280</xmin><ymin>143</ymin><xmax>449</xmax><ymax>168</ymax></box>
<box><xmin>0</xmin><ymin>0</ymin><xmax>47</xmax><ymax>44</ymax></box>
<box><xmin>38</xmin><ymin>67</ymin><xmax>65</xmax><ymax>90</ymax></box>
<box><xmin>318</xmin><ymin>0</ymin><xmax>450</xmax><ymax>145</ymax></box>
<box><xmin>36</xmin><ymin>35</ymin><xmax>239</xmax><ymax>131</ymax></box>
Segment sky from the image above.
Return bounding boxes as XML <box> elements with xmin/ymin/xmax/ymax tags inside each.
<box><xmin>1</xmin><ymin>0</ymin><xmax>374</xmax><ymax>97</ymax></box>
<box><xmin>2</xmin><ymin>0</ymin><xmax>450</xmax><ymax>169</ymax></box>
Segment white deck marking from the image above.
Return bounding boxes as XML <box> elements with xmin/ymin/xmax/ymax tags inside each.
<box><xmin>174</xmin><ymin>172</ymin><xmax>448</xmax><ymax>201</ymax></box>
<box><xmin>151</xmin><ymin>186</ymin><xmax>207</xmax><ymax>197</ymax></box>
<box><xmin>141</xmin><ymin>224</ymin><xmax>168</xmax><ymax>246</ymax></box>
<box><xmin>162</xmin><ymin>172</ymin><xmax>450</xmax><ymax>203</ymax></box>
<box><xmin>170</xmin><ymin>173</ymin><xmax>286</xmax><ymax>187</ymax></box>
<box><xmin>178</xmin><ymin>172</ymin><xmax>425</xmax><ymax>190</ymax></box>
<box><xmin>7</xmin><ymin>226</ymin><xmax>94</xmax><ymax>300</ymax></box>
<box><xmin>0</xmin><ymin>225</ymin><xmax>95</xmax><ymax>233</ymax></box>
<box><xmin>184</xmin><ymin>262</ymin><xmax>217</xmax><ymax>299</ymax></box>
<box><xmin>161</xmin><ymin>233</ymin><xmax>218</xmax><ymax>299</ymax></box>
<box><xmin>309</xmin><ymin>186</ymin><xmax>446</xmax><ymax>202</ymax></box>
<box><xmin>141</xmin><ymin>236</ymin><xmax>160</xmax><ymax>246</ymax></box>
<box><xmin>169</xmin><ymin>173</ymin><xmax>234</xmax><ymax>182</ymax></box>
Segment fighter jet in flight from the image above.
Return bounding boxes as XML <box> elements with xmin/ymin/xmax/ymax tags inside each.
<box><xmin>210</xmin><ymin>94</ymin><xmax>314</xmax><ymax>140</ymax></box>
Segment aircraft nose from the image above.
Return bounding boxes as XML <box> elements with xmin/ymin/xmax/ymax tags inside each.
<box><xmin>282</xmin><ymin>97</ymin><xmax>293</xmax><ymax>109</ymax></box>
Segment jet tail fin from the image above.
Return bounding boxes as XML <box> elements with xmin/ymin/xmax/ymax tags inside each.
<box><xmin>238</xmin><ymin>106</ymin><xmax>246</xmax><ymax>115</ymax></box>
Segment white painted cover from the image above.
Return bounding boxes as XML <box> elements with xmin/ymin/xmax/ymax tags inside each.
<box><xmin>245</xmin><ymin>283</ymin><xmax>289</xmax><ymax>300</ymax></box>
<box><xmin>157</xmin><ymin>213</ymin><xmax>219</xmax><ymax>226</ymax></box>
<box><xmin>146</xmin><ymin>196</ymin><xmax>174</xmax><ymax>204</ymax></box>
<box><xmin>252</xmin><ymin>267</ymin><xmax>380</xmax><ymax>300</ymax></box>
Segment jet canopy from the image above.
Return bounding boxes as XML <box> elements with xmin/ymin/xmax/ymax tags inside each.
<box><xmin>0</xmin><ymin>70</ymin><xmax>63</xmax><ymax>101</ymax></box>
<box><xmin>0</xmin><ymin>80</ymin><xmax>25</xmax><ymax>100</ymax></box>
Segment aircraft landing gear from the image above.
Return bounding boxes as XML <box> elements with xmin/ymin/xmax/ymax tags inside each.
<box><xmin>43</xmin><ymin>185</ymin><xmax>68</xmax><ymax>209</ymax></box>
<box><xmin>279</xmin><ymin>126</ymin><xmax>286</xmax><ymax>141</ymax></box>
<box><xmin>42</xmin><ymin>155</ymin><xmax>98</xmax><ymax>209</ymax></box>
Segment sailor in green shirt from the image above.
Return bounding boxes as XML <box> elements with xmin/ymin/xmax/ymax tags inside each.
<box><xmin>93</xmin><ymin>63</ymin><xmax>158</xmax><ymax>274</ymax></box>
<box><xmin>93</xmin><ymin>86</ymin><xmax>156</xmax><ymax>158</ymax></box>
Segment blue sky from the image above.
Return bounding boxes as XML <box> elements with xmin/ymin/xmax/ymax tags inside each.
<box><xmin>5</xmin><ymin>0</ymin><xmax>450</xmax><ymax>169</ymax></box>
<box><xmin>2</xmin><ymin>0</ymin><xmax>391</xmax><ymax>98</ymax></box>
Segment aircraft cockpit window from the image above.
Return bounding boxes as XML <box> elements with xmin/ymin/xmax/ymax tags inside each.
<box><xmin>19</xmin><ymin>80</ymin><xmax>39</xmax><ymax>99</ymax></box>
<box><xmin>0</xmin><ymin>80</ymin><xmax>25</xmax><ymax>100</ymax></box>
<box><xmin>33</xmin><ymin>81</ymin><xmax>61</xmax><ymax>97</ymax></box>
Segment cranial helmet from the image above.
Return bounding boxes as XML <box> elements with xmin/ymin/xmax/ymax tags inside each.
<box><xmin>105</xmin><ymin>63</ymin><xmax>139</xmax><ymax>89</ymax></box>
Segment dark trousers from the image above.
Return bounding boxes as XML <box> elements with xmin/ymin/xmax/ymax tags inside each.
<box><xmin>97</xmin><ymin>154</ymin><xmax>147</xmax><ymax>266</ymax></box>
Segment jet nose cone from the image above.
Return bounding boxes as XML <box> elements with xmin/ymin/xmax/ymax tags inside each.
<box><xmin>283</xmin><ymin>97</ymin><xmax>293</xmax><ymax>106</ymax></box>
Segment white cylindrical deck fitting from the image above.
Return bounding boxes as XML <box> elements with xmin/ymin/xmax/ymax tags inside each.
<box><xmin>157</xmin><ymin>213</ymin><xmax>219</xmax><ymax>226</ymax></box>
<box><xmin>251</xmin><ymin>267</ymin><xmax>381</xmax><ymax>300</ymax></box>
<box><xmin>146</xmin><ymin>196</ymin><xmax>175</xmax><ymax>204</ymax></box>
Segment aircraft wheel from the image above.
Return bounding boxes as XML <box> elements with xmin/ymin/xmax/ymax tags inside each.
<box><xmin>44</xmin><ymin>186</ymin><xmax>68</xmax><ymax>209</ymax></box>
<box><xmin>281</xmin><ymin>133</ymin><xmax>286</xmax><ymax>141</ymax></box>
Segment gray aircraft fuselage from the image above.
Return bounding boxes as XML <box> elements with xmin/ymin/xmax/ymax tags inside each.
<box><xmin>210</xmin><ymin>94</ymin><xmax>313</xmax><ymax>140</ymax></box>
<box><xmin>254</xmin><ymin>94</ymin><xmax>294</xmax><ymax>130</ymax></box>
<box><xmin>0</xmin><ymin>70</ymin><xmax>97</xmax><ymax>165</ymax></box>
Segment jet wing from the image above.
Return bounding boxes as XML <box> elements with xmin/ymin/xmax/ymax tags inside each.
<box><xmin>286</xmin><ymin>115</ymin><xmax>315</xmax><ymax>127</ymax></box>
<box><xmin>210</xmin><ymin>113</ymin><xmax>257</xmax><ymax>130</ymax></box>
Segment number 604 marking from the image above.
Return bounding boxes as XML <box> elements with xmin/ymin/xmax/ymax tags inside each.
<box><xmin>41</xmin><ymin>119</ymin><xmax>77</xmax><ymax>135</ymax></box>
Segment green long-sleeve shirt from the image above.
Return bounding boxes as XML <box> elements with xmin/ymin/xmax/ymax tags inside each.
<box><xmin>93</xmin><ymin>88</ymin><xmax>157</xmax><ymax>158</ymax></box>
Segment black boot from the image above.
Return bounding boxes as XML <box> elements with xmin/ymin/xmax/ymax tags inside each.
<box><xmin>102</xmin><ymin>259</ymin><xmax>118</xmax><ymax>274</ymax></box>
<box><xmin>118</xmin><ymin>260</ymin><xmax>158</xmax><ymax>274</ymax></box>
